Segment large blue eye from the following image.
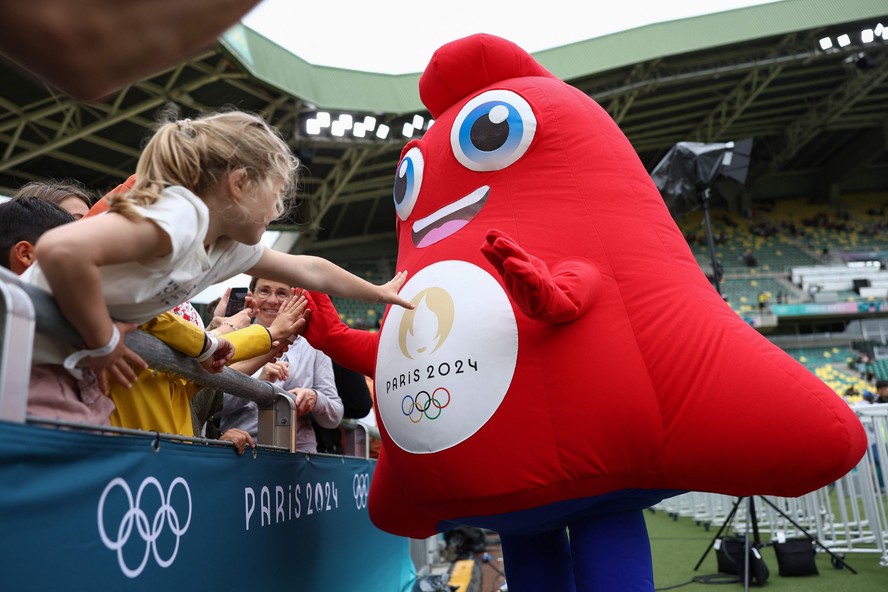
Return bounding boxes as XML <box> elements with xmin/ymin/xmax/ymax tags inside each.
<box><xmin>393</xmin><ymin>147</ymin><xmax>423</xmax><ymax>221</ymax></box>
<box><xmin>451</xmin><ymin>90</ymin><xmax>536</xmax><ymax>172</ymax></box>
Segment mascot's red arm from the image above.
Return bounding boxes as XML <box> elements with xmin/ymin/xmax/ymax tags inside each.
<box><xmin>301</xmin><ymin>291</ymin><xmax>378</xmax><ymax>378</ymax></box>
<box><xmin>481</xmin><ymin>229</ymin><xmax>601</xmax><ymax>323</ymax></box>
<box><xmin>301</xmin><ymin>291</ymin><xmax>442</xmax><ymax>535</ymax></box>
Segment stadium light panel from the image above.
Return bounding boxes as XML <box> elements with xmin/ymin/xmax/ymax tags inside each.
<box><xmin>875</xmin><ymin>23</ymin><xmax>884</xmax><ymax>36</ymax></box>
<box><xmin>363</xmin><ymin>115</ymin><xmax>377</xmax><ymax>131</ymax></box>
<box><xmin>331</xmin><ymin>121</ymin><xmax>346</xmax><ymax>137</ymax></box>
<box><xmin>306</xmin><ymin>119</ymin><xmax>322</xmax><ymax>135</ymax></box>
<box><xmin>818</xmin><ymin>37</ymin><xmax>833</xmax><ymax>50</ymax></box>
<box><xmin>426</xmin><ymin>119</ymin><xmax>435</xmax><ymax>130</ymax></box>
<box><xmin>338</xmin><ymin>113</ymin><xmax>354</xmax><ymax>128</ymax></box>
<box><xmin>861</xmin><ymin>29</ymin><xmax>874</xmax><ymax>44</ymax></box>
<box><xmin>316</xmin><ymin>111</ymin><xmax>331</xmax><ymax>127</ymax></box>
<box><xmin>376</xmin><ymin>124</ymin><xmax>390</xmax><ymax>139</ymax></box>
<box><xmin>353</xmin><ymin>123</ymin><xmax>367</xmax><ymax>138</ymax></box>
<box><xmin>412</xmin><ymin>114</ymin><xmax>424</xmax><ymax>129</ymax></box>
<box><xmin>402</xmin><ymin>123</ymin><xmax>415</xmax><ymax>138</ymax></box>
<box><xmin>837</xmin><ymin>34</ymin><xmax>851</xmax><ymax>47</ymax></box>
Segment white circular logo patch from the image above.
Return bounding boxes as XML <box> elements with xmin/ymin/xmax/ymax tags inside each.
<box><xmin>376</xmin><ymin>260</ymin><xmax>518</xmax><ymax>453</ymax></box>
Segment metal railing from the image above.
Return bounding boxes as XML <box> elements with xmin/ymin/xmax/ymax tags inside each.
<box><xmin>655</xmin><ymin>406</ymin><xmax>888</xmax><ymax>568</ymax></box>
<box><xmin>0</xmin><ymin>266</ymin><xmax>303</xmax><ymax>451</ymax></box>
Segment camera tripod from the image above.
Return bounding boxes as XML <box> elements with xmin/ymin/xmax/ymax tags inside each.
<box><xmin>694</xmin><ymin>495</ymin><xmax>856</xmax><ymax>591</ymax></box>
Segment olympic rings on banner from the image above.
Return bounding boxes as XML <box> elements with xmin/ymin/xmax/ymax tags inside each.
<box><xmin>353</xmin><ymin>473</ymin><xmax>370</xmax><ymax>509</ymax></box>
<box><xmin>401</xmin><ymin>387</ymin><xmax>451</xmax><ymax>422</ymax></box>
<box><xmin>97</xmin><ymin>476</ymin><xmax>192</xmax><ymax>578</ymax></box>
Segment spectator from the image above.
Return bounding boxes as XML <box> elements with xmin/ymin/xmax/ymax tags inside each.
<box><xmin>107</xmin><ymin>295</ymin><xmax>306</xmax><ymax>441</ymax></box>
<box><xmin>21</xmin><ymin>110</ymin><xmax>411</xmax><ymax>425</ymax></box>
<box><xmin>216</xmin><ymin>277</ymin><xmax>343</xmax><ymax>453</ymax></box>
<box><xmin>13</xmin><ymin>179</ymin><xmax>94</xmax><ymax>220</ymax></box>
<box><xmin>876</xmin><ymin>380</ymin><xmax>888</xmax><ymax>404</ymax></box>
<box><xmin>0</xmin><ymin>198</ymin><xmax>74</xmax><ymax>274</ymax></box>
<box><xmin>312</xmin><ymin>361</ymin><xmax>374</xmax><ymax>454</ymax></box>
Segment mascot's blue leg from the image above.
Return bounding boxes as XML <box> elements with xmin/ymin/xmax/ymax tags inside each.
<box><xmin>500</xmin><ymin>528</ymin><xmax>576</xmax><ymax>592</ymax></box>
<box><xmin>568</xmin><ymin>510</ymin><xmax>654</xmax><ymax>592</ymax></box>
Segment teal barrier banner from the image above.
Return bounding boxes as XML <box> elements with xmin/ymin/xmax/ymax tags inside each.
<box><xmin>771</xmin><ymin>300</ymin><xmax>887</xmax><ymax>317</ymax></box>
<box><xmin>0</xmin><ymin>421</ymin><xmax>416</xmax><ymax>592</ymax></box>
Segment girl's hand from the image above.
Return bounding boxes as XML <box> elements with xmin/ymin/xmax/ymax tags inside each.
<box><xmin>200</xmin><ymin>337</ymin><xmax>235</xmax><ymax>373</ymax></box>
<box><xmin>378</xmin><ymin>271</ymin><xmax>414</xmax><ymax>309</ymax></box>
<box><xmin>259</xmin><ymin>360</ymin><xmax>289</xmax><ymax>382</ymax></box>
<box><xmin>268</xmin><ymin>290</ymin><xmax>310</xmax><ymax>341</ymax></box>
<box><xmin>88</xmin><ymin>322</ymin><xmax>148</xmax><ymax>393</ymax></box>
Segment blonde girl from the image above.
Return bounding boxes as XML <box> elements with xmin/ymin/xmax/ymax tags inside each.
<box><xmin>25</xmin><ymin>110</ymin><xmax>410</xmax><ymax>405</ymax></box>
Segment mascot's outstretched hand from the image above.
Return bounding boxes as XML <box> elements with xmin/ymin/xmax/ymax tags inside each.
<box><xmin>481</xmin><ymin>229</ymin><xmax>601</xmax><ymax>323</ymax></box>
<box><xmin>301</xmin><ymin>291</ymin><xmax>377</xmax><ymax>378</ymax></box>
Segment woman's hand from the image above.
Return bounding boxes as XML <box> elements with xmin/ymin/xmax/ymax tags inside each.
<box><xmin>289</xmin><ymin>387</ymin><xmax>318</xmax><ymax>416</ymax></box>
<box><xmin>88</xmin><ymin>322</ymin><xmax>148</xmax><ymax>393</ymax></box>
<box><xmin>259</xmin><ymin>360</ymin><xmax>289</xmax><ymax>382</ymax></box>
<box><xmin>267</xmin><ymin>290</ymin><xmax>310</xmax><ymax>341</ymax></box>
<box><xmin>219</xmin><ymin>428</ymin><xmax>255</xmax><ymax>455</ymax></box>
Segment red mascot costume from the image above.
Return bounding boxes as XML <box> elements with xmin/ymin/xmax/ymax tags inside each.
<box><xmin>303</xmin><ymin>34</ymin><xmax>866</xmax><ymax>591</ymax></box>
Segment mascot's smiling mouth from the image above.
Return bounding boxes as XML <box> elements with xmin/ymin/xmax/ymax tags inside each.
<box><xmin>412</xmin><ymin>186</ymin><xmax>489</xmax><ymax>248</ymax></box>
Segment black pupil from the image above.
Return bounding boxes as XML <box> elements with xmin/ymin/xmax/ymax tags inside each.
<box><xmin>470</xmin><ymin>109</ymin><xmax>509</xmax><ymax>152</ymax></box>
<box><xmin>393</xmin><ymin>165</ymin><xmax>408</xmax><ymax>205</ymax></box>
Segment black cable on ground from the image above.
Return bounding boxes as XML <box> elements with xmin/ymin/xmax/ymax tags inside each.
<box><xmin>655</xmin><ymin>573</ymin><xmax>740</xmax><ymax>590</ymax></box>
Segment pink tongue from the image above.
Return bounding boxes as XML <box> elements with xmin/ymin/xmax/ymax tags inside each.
<box><xmin>417</xmin><ymin>220</ymin><xmax>469</xmax><ymax>248</ymax></box>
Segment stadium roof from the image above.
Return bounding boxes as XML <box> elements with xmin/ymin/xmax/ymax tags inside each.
<box><xmin>1</xmin><ymin>0</ymin><xmax>886</xmax><ymax>260</ymax></box>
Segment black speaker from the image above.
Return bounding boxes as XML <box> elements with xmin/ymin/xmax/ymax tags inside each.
<box><xmin>853</xmin><ymin>278</ymin><xmax>871</xmax><ymax>293</ymax></box>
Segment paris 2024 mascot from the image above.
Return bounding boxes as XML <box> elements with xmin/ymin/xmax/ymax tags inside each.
<box><xmin>303</xmin><ymin>34</ymin><xmax>866</xmax><ymax>591</ymax></box>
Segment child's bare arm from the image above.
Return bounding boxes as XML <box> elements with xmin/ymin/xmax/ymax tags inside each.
<box><xmin>35</xmin><ymin>213</ymin><xmax>172</xmax><ymax>386</ymax></box>
<box><xmin>246</xmin><ymin>247</ymin><xmax>414</xmax><ymax>309</ymax></box>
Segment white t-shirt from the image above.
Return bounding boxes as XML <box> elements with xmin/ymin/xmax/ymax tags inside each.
<box><xmin>25</xmin><ymin>186</ymin><xmax>265</xmax><ymax>363</ymax></box>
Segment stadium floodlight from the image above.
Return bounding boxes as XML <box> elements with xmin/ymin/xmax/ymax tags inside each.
<box><xmin>412</xmin><ymin>114</ymin><xmax>424</xmax><ymax>129</ymax></box>
<box><xmin>876</xmin><ymin>23</ymin><xmax>884</xmax><ymax>36</ymax></box>
<box><xmin>402</xmin><ymin>122</ymin><xmax>415</xmax><ymax>138</ymax></box>
<box><xmin>353</xmin><ymin>123</ymin><xmax>367</xmax><ymax>138</ymax></box>
<box><xmin>819</xmin><ymin>36</ymin><xmax>833</xmax><ymax>50</ymax></box>
<box><xmin>862</xmin><ymin>29</ymin><xmax>874</xmax><ymax>44</ymax></box>
<box><xmin>331</xmin><ymin>121</ymin><xmax>346</xmax><ymax>137</ymax></box>
<box><xmin>426</xmin><ymin>119</ymin><xmax>435</xmax><ymax>130</ymax></box>
<box><xmin>650</xmin><ymin>139</ymin><xmax>754</xmax><ymax>296</ymax></box>
<box><xmin>338</xmin><ymin>113</ymin><xmax>354</xmax><ymax>129</ymax></box>
<box><xmin>837</xmin><ymin>33</ymin><xmax>851</xmax><ymax>47</ymax></box>
<box><xmin>316</xmin><ymin>111</ymin><xmax>331</xmax><ymax>127</ymax></box>
<box><xmin>376</xmin><ymin>124</ymin><xmax>390</xmax><ymax>139</ymax></box>
<box><xmin>305</xmin><ymin>119</ymin><xmax>322</xmax><ymax>135</ymax></box>
<box><xmin>363</xmin><ymin>115</ymin><xmax>377</xmax><ymax>131</ymax></box>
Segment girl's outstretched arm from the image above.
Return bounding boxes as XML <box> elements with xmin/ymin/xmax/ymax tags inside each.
<box><xmin>247</xmin><ymin>247</ymin><xmax>414</xmax><ymax>309</ymax></box>
<box><xmin>34</xmin><ymin>212</ymin><xmax>173</xmax><ymax>387</ymax></box>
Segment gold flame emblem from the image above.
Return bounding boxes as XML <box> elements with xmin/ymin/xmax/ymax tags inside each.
<box><xmin>398</xmin><ymin>287</ymin><xmax>455</xmax><ymax>360</ymax></box>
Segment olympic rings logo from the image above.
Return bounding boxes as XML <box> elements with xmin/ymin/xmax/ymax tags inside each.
<box><xmin>97</xmin><ymin>476</ymin><xmax>192</xmax><ymax>578</ymax></box>
<box><xmin>353</xmin><ymin>473</ymin><xmax>369</xmax><ymax>509</ymax></box>
<box><xmin>401</xmin><ymin>387</ymin><xmax>451</xmax><ymax>423</ymax></box>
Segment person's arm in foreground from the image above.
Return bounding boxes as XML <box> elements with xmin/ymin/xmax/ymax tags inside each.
<box><xmin>0</xmin><ymin>0</ymin><xmax>262</xmax><ymax>100</ymax></box>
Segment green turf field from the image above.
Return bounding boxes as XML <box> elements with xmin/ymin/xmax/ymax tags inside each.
<box><xmin>646</xmin><ymin>507</ymin><xmax>888</xmax><ymax>591</ymax></box>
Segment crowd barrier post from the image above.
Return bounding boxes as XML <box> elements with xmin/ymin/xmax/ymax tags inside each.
<box><xmin>0</xmin><ymin>268</ymin><xmax>35</xmax><ymax>422</ymax></box>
